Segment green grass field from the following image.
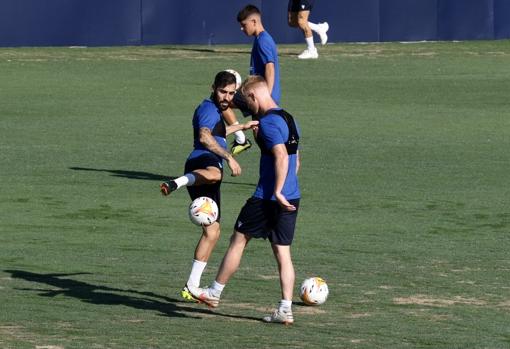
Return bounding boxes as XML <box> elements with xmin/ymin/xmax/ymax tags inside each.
<box><xmin>1</xmin><ymin>41</ymin><xmax>510</xmax><ymax>348</ymax></box>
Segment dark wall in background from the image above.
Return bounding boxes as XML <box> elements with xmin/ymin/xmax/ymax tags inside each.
<box><xmin>1</xmin><ymin>0</ymin><xmax>509</xmax><ymax>47</ymax></box>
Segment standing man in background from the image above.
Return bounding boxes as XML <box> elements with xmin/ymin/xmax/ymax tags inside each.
<box><xmin>288</xmin><ymin>0</ymin><xmax>329</xmax><ymax>59</ymax></box>
<box><xmin>222</xmin><ymin>4</ymin><xmax>281</xmax><ymax>156</ymax></box>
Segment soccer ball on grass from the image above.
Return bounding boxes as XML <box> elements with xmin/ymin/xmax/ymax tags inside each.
<box><xmin>299</xmin><ymin>277</ymin><xmax>329</xmax><ymax>305</ymax></box>
<box><xmin>189</xmin><ymin>196</ymin><xmax>218</xmax><ymax>226</ymax></box>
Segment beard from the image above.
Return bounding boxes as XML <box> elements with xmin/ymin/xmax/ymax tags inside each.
<box><xmin>218</xmin><ymin>100</ymin><xmax>230</xmax><ymax>110</ymax></box>
<box><xmin>211</xmin><ymin>92</ymin><xmax>231</xmax><ymax>111</ymax></box>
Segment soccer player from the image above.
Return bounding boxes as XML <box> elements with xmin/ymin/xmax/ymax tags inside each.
<box><xmin>223</xmin><ymin>4</ymin><xmax>281</xmax><ymax>156</ymax></box>
<box><xmin>189</xmin><ymin>76</ymin><xmax>301</xmax><ymax>325</ymax></box>
<box><xmin>288</xmin><ymin>0</ymin><xmax>329</xmax><ymax>59</ymax></box>
<box><xmin>160</xmin><ymin>71</ymin><xmax>258</xmax><ymax>302</ymax></box>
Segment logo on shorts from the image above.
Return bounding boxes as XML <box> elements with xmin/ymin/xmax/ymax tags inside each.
<box><xmin>237</xmin><ymin>221</ymin><xmax>243</xmax><ymax>228</ymax></box>
<box><xmin>301</xmin><ymin>4</ymin><xmax>305</xmax><ymax>9</ymax></box>
<box><xmin>218</xmin><ymin>162</ymin><xmax>223</xmax><ymax>169</ymax></box>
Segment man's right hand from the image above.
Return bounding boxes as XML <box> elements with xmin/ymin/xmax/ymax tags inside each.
<box><xmin>275</xmin><ymin>192</ymin><xmax>296</xmax><ymax>211</ymax></box>
<box><xmin>227</xmin><ymin>155</ymin><xmax>242</xmax><ymax>177</ymax></box>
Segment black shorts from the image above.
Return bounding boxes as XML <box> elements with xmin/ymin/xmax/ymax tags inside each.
<box><xmin>288</xmin><ymin>0</ymin><xmax>315</xmax><ymax>12</ymax></box>
<box><xmin>184</xmin><ymin>153</ymin><xmax>223</xmax><ymax>220</ymax></box>
<box><xmin>232</xmin><ymin>91</ymin><xmax>253</xmax><ymax>117</ymax></box>
<box><xmin>234</xmin><ymin>197</ymin><xmax>300</xmax><ymax>246</ymax></box>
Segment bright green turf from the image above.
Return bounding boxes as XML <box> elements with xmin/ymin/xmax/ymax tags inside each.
<box><xmin>1</xmin><ymin>41</ymin><xmax>510</xmax><ymax>348</ymax></box>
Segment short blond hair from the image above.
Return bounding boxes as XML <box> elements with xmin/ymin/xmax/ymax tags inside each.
<box><xmin>240</xmin><ymin>75</ymin><xmax>267</xmax><ymax>97</ymax></box>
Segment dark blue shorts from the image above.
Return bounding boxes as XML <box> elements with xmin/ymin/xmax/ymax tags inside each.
<box><xmin>234</xmin><ymin>197</ymin><xmax>300</xmax><ymax>246</ymax></box>
<box><xmin>288</xmin><ymin>0</ymin><xmax>315</xmax><ymax>12</ymax></box>
<box><xmin>184</xmin><ymin>153</ymin><xmax>223</xmax><ymax>221</ymax></box>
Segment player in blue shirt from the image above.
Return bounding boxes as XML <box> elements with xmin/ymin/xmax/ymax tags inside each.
<box><xmin>160</xmin><ymin>71</ymin><xmax>258</xmax><ymax>302</ymax></box>
<box><xmin>223</xmin><ymin>4</ymin><xmax>281</xmax><ymax>156</ymax></box>
<box><xmin>241</xmin><ymin>5</ymin><xmax>281</xmax><ymax>105</ymax></box>
<box><xmin>190</xmin><ymin>76</ymin><xmax>301</xmax><ymax>325</ymax></box>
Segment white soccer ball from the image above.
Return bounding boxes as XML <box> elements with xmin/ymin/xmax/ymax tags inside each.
<box><xmin>299</xmin><ymin>277</ymin><xmax>329</xmax><ymax>305</ymax></box>
<box><xmin>189</xmin><ymin>196</ymin><xmax>219</xmax><ymax>226</ymax></box>
<box><xmin>225</xmin><ymin>69</ymin><xmax>242</xmax><ymax>90</ymax></box>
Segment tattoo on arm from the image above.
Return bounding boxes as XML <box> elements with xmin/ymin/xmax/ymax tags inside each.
<box><xmin>199</xmin><ymin>127</ymin><xmax>232</xmax><ymax>161</ymax></box>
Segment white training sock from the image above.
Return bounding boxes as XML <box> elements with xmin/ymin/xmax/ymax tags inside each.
<box><xmin>187</xmin><ymin>259</ymin><xmax>207</xmax><ymax>287</ymax></box>
<box><xmin>174</xmin><ymin>173</ymin><xmax>196</xmax><ymax>189</ymax></box>
<box><xmin>305</xmin><ymin>36</ymin><xmax>315</xmax><ymax>51</ymax></box>
<box><xmin>210</xmin><ymin>280</ymin><xmax>225</xmax><ymax>297</ymax></box>
<box><xmin>279</xmin><ymin>299</ymin><xmax>292</xmax><ymax>311</ymax></box>
<box><xmin>234</xmin><ymin>130</ymin><xmax>246</xmax><ymax>144</ymax></box>
<box><xmin>231</xmin><ymin>122</ymin><xmax>246</xmax><ymax>144</ymax></box>
<box><xmin>308</xmin><ymin>21</ymin><xmax>321</xmax><ymax>33</ymax></box>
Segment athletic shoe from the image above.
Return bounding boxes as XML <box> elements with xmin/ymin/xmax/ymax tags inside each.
<box><xmin>298</xmin><ymin>48</ymin><xmax>319</xmax><ymax>60</ymax></box>
<box><xmin>181</xmin><ymin>285</ymin><xmax>199</xmax><ymax>303</ymax></box>
<box><xmin>160</xmin><ymin>180</ymin><xmax>177</xmax><ymax>196</ymax></box>
<box><xmin>262</xmin><ymin>308</ymin><xmax>294</xmax><ymax>325</ymax></box>
<box><xmin>318</xmin><ymin>22</ymin><xmax>329</xmax><ymax>45</ymax></box>
<box><xmin>189</xmin><ymin>286</ymin><xmax>220</xmax><ymax>308</ymax></box>
<box><xmin>231</xmin><ymin>139</ymin><xmax>252</xmax><ymax>156</ymax></box>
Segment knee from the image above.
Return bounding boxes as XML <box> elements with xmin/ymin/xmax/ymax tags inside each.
<box><xmin>208</xmin><ymin>171</ymin><xmax>222</xmax><ymax>183</ymax></box>
<box><xmin>202</xmin><ymin>168</ymin><xmax>222</xmax><ymax>183</ymax></box>
<box><xmin>297</xmin><ymin>17</ymin><xmax>308</xmax><ymax>30</ymax></box>
<box><xmin>203</xmin><ymin>225</ymin><xmax>220</xmax><ymax>241</ymax></box>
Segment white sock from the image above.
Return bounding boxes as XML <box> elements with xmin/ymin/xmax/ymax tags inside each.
<box><xmin>305</xmin><ymin>36</ymin><xmax>315</xmax><ymax>51</ymax></box>
<box><xmin>279</xmin><ymin>299</ymin><xmax>292</xmax><ymax>312</ymax></box>
<box><xmin>174</xmin><ymin>173</ymin><xmax>196</xmax><ymax>189</ymax></box>
<box><xmin>187</xmin><ymin>259</ymin><xmax>207</xmax><ymax>287</ymax></box>
<box><xmin>308</xmin><ymin>21</ymin><xmax>321</xmax><ymax>33</ymax></box>
<box><xmin>234</xmin><ymin>130</ymin><xmax>246</xmax><ymax>144</ymax></box>
<box><xmin>210</xmin><ymin>280</ymin><xmax>225</xmax><ymax>297</ymax></box>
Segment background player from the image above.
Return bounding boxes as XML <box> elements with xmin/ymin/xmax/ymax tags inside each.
<box><xmin>223</xmin><ymin>4</ymin><xmax>281</xmax><ymax>156</ymax></box>
<box><xmin>288</xmin><ymin>0</ymin><xmax>329</xmax><ymax>59</ymax></box>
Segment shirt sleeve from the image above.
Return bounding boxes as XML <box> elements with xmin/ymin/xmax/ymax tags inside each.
<box><xmin>260</xmin><ymin>117</ymin><xmax>289</xmax><ymax>149</ymax></box>
<box><xmin>196</xmin><ymin>103</ymin><xmax>218</xmax><ymax>130</ymax></box>
<box><xmin>258</xmin><ymin>36</ymin><xmax>276</xmax><ymax>65</ymax></box>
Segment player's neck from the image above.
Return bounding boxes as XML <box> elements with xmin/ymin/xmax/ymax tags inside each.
<box><xmin>258</xmin><ymin>101</ymin><xmax>279</xmax><ymax>115</ymax></box>
<box><xmin>254</xmin><ymin>25</ymin><xmax>265</xmax><ymax>37</ymax></box>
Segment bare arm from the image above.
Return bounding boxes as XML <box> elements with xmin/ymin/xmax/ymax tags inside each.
<box><xmin>272</xmin><ymin>144</ymin><xmax>296</xmax><ymax>211</ymax></box>
<box><xmin>264</xmin><ymin>62</ymin><xmax>275</xmax><ymax>97</ymax></box>
<box><xmin>222</xmin><ymin>107</ymin><xmax>238</xmax><ymax>126</ymax></box>
<box><xmin>199</xmin><ymin>127</ymin><xmax>241</xmax><ymax>176</ymax></box>
<box><xmin>225</xmin><ymin>120</ymin><xmax>259</xmax><ymax>136</ymax></box>
<box><xmin>296</xmin><ymin>150</ymin><xmax>300</xmax><ymax>174</ymax></box>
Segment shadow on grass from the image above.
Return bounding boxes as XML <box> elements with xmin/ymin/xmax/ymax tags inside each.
<box><xmin>160</xmin><ymin>46</ymin><xmax>249</xmax><ymax>55</ymax></box>
<box><xmin>69</xmin><ymin>167</ymin><xmax>171</xmax><ymax>181</ymax></box>
<box><xmin>159</xmin><ymin>46</ymin><xmax>299</xmax><ymax>58</ymax></box>
<box><xmin>69</xmin><ymin>166</ymin><xmax>256</xmax><ymax>187</ymax></box>
<box><xmin>5</xmin><ymin>269</ymin><xmax>261</xmax><ymax>322</ymax></box>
